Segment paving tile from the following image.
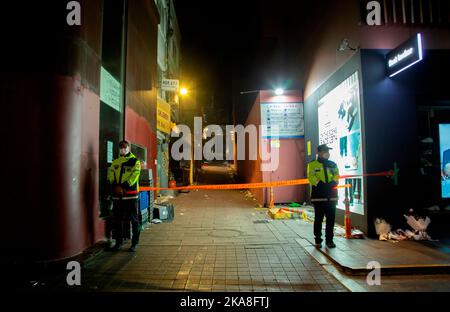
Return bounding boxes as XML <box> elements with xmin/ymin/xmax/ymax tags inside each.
<box><xmin>70</xmin><ymin>188</ymin><xmax>389</xmax><ymax>293</ymax></box>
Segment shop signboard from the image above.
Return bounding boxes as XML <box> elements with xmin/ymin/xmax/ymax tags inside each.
<box><xmin>157</xmin><ymin>98</ymin><xmax>172</xmax><ymax>134</ymax></box>
<box><xmin>318</xmin><ymin>71</ymin><xmax>365</xmax><ymax>215</ymax></box>
<box><xmin>387</xmin><ymin>33</ymin><xmax>423</xmax><ymax>77</ymax></box>
<box><xmin>161</xmin><ymin>79</ymin><xmax>179</xmax><ymax>92</ymax></box>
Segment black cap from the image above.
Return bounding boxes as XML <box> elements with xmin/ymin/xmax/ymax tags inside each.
<box><xmin>317</xmin><ymin>144</ymin><xmax>332</xmax><ymax>152</ymax></box>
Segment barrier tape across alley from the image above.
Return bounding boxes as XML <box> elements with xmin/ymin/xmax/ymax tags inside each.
<box><xmin>139</xmin><ymin>170</ymin><xmax>395</xmax><ymax>191</ymax></box>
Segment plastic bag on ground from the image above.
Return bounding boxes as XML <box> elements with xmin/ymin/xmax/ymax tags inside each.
<box><xmin>374</xmin><ymin>218</ymin><xmax>391</xmax><ymax>236</ymax></box>
<box><xmin>404</xmin><ymin>215</ymin><xmax>431</xmax><ymax>231</ymax></box>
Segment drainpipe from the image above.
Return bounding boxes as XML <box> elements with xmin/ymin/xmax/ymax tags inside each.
<box><xmin>120</xmin><ymin>0</ymin><xmax>129</xmax><ymax>140</ymax></box>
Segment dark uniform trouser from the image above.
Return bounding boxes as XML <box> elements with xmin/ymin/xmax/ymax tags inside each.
<box><xmin>313</xmin><ymin>201</ymin><xmax>336</xmax><ymax>243</ymax></box>
<box><xmin>113</xmin><ymin>199</ymin><xmax>141</xmax><ymax>246</ymax></box>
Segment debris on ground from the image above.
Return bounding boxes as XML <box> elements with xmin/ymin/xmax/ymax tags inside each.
<box><xmin>268</xmin><ymin>207</ymin><xmax>303</xmax><ymax>219</ymax></box>
<box><xmin>334</xmin><ymin>225</ymin><xmax>365</xmax><ymax>239</ymax></box>
<box><xmin>375</xmin><ymin>218</ymin><xmax>391</xmax><ymax>241</ymax></box>
<box><xmin>403</xmin><ymin>214</ymin><xmax>433</xmax><ymax>241</ymax></box>
<box><xmin>243</xmin><ymin>190</ymin><xmax>255</xmax><ymax>199</ymax></box>
<box><xmin>374</xmin><ymin>213</ymin><xmax>434</xmax><ymax>242</ymax></box>
<box><xmin>425</xmin><ymin>205</ymin><xmax>440</xmax><ymax>212</ymax></box>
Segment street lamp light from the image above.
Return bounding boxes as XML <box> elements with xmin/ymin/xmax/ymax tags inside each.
<box><xmin>180</xmin><ymin>87</ymin><xmax>188</xmax><ymax>96</ymax></box>
<box><xmin>178</xmin><ymin>86</ymin><xmax>193</xmax><ymax>185</ymax></box>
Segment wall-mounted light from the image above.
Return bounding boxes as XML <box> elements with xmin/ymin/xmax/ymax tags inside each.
<box><xmin>274</xmin><ymin>88</ymin><xmax>284</xmax><ymax>96</ymax></box>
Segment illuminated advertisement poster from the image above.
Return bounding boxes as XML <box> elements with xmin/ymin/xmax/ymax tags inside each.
<box><xmin>318</xmin><ymin>71</ymin><xmax>364</xmax><ymax>215</ymax></box>
<box><xmin>440</xmin><ymin>124</ymin><xmax>450</xmax><ymax>198</ymax></box>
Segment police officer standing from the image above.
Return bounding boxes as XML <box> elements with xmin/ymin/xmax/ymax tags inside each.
<box><xmin>307</xmin><ymin>144</ymin><xmax>340</xmax><ymax>248</ymax></box>
<box><xmin>108</xmin><ymin>141</ymin><xmax>142</xmax><ymax>252</ymax></box>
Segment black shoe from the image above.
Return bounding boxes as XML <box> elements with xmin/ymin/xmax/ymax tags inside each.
<box><xmin>112</xmin><ymin>243</ymin><xmax>123</xmax><ymax>251</ymax></box>
<box><xmin>129</xmin><ymin>245</ymin><xmax>137</xmax><ymax>252</ymax></box>
<box><xmin>326</xmin><ymin>241</ymin><xmax>336</xmax><ymax>248</ymax></box>
<box><xmin>314</xmin><ymin>238</ymin><xmax>323</xmax><ymax>248</ymax></box>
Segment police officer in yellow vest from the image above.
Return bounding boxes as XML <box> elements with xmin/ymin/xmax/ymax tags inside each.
<box><xmin>307</xmin><ymin>144</ymin><xmax>340</xmax><ymax>248</ymax></box>
<box><xmin>108</xmin><ymin>141</ymin><xmax>141</xmax><ymax>252</ymax></box>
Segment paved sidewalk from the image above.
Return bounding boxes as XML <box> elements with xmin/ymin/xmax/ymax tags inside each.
<box><xmin>20</xmin><ymin>166</ymin><xmax>450</xmax><ymax>292</ymax></box>
<box><xmin>316</xmin><ymin>237</ymin><xmax>450</xmax><ymax>275</ymax></box>
<box><xmin>278</xmin><ymin>205</ymin><xmax>450</xmax><ymax>275</ymax></box>
<box><xmin>75</xmin><ymin>188</ymin><xmax>349</xmax><ymax>292</ymax></box>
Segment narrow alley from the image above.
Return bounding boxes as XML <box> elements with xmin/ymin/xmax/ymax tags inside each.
<box><xmin>38</xmin><ymin>165</ymin><xmax>449</xmax><ymax>292</ymax></box>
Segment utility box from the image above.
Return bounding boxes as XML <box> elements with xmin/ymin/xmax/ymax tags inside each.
<box><xmin>153</xmin><ymin>203</ymin><xmax>174</xmax><ymax>221</ymax></box>
<box><xmin>139</xmin><ymin>169</ymin><xmax>154</xmax><ymax>223</ymax></box>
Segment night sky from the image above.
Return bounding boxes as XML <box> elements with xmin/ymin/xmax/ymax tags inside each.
<box><xmin>173</xmin><ymin>0</ymin><xmax>331</xmax><ymax>124</ymax></box>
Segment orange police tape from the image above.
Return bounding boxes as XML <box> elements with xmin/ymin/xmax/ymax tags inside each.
<box><xmin>139</xmin><ymin>170</ymin><xmax>395</xmax><ymax>192</ymax></box>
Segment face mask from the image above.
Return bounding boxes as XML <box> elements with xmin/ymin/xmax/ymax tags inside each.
<box><xmin>318</xmin><ymin>152</ymin><xmax>330</xmax><ymax>160</ymax></box>
<box><xmin>119</xmin><ymin>148</ymin><xmax>128</xmax><ymax>156</ymax></box>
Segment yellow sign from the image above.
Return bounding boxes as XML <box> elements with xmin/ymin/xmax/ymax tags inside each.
<box><xmin>157</xmin><ymin>98</ymin><xmax>171</xmax><ymax>134</ymax></box>
<box><xmin>307</xmin><ymin>141</ymin><xmax>312</xmax><ymax>156</ymax></box>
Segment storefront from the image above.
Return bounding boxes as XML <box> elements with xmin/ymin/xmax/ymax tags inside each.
<box><xmin>157</xmin><ymin>97</ymin><xmax>172</xmax><ymax>195</ymax></box>
<box><xmin>304</xmin><ymin>33</ymin><xmax>450</xmax><ymax>237</ymax></box>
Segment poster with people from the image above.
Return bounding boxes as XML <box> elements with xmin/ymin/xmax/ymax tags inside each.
<box><xmin>318</xmin><ymin>71</ymin><xmax>364</xmax><ymax>215</ymax></box>
<box><xmin>440</xmin><ymin>124</ymin><xmax>450</xmax><ymax>198</ymax></box>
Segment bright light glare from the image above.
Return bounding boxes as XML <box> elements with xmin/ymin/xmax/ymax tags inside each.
<box><xmin>180</xmin><ymin>88</ymin><xmax>188</xmax><ymax>95</ymax></box>
<box><xmin>275</xmin><ymin>88</ymin><xmax>284</xmax><ymax>95</ymax></box>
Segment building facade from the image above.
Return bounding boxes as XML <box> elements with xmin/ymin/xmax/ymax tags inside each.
<box><xmin>155</xmin><ymin>0</ymin><xmax>182</xmax><ymax>193</ymax></box>
<box><xmin>3</xmin><ymin>0</ymin><xmax>160</xmax><ymax>262</ymax></box>
<box><xmin>302</xmin><ymin>0</ymin><xmax>450</xmax><ymax>237</ymax></box>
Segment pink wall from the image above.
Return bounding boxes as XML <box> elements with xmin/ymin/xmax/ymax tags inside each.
<box><xmin>238</xmin><ymin>90</ymin><xmax>306</xmax><ymax>206</ymax></box>
<box><xmin>238</xmin><ymin>94</ymin><xmax>264</xmax><ymax>204</ymax></box>
<box><xmin>6</xmin><ymin>73</ymin><xmax>105</xmax><ymax>261</ymax></box>
<box><xmin>53</xmin><ymin>74</ymin><xmax>105</xmax><ymax>260</ymax></box>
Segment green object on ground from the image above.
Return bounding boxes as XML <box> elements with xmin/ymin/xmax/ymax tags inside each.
<box><xmin>289</xmin><ymin>202</ymin><xmax>301</xmax><ymax>207</ymax></box>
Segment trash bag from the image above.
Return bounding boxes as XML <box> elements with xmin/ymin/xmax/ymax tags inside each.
<box><xmin>374</xmin><ymin>218</ymin><xmax>392</xmax><ymax>241</ymax></box>
<box><xmin>374</xmin><ymin>218</ymin><xmax>391</xmax><ymax>235</ymax></box>
<box><xmin>403</xmin><ymin>215</ymin><xmax>432</xmax><ymax>241</ymax></box>
<box><xmin>388</xmin><ymin>229</ymin><xmax>408</xmax><ymax>241</ymax></box>
<box><xmin>404</xmin><ymin>230</ymin><xmax>416</xmax><ymax>239</ymax></box>
<box><xmin>404</xmin><ymin>215</ymin><xmax>431</xmax><ymax>231</ymax></box>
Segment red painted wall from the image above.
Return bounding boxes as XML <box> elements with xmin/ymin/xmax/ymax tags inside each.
<box><xmin>3</xmin><ymin>0</ymin><xmax>106</xmax><ymax>261</ymax></box>
<box><xmin>5</xmin><ymin>73</ymin><xmax>105</xmax><ymax>261</ymax></box>
<box><xmin>125</xmin><ymin>106</ymin><xmax>157</xmax><ymax>175</ymax></box>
